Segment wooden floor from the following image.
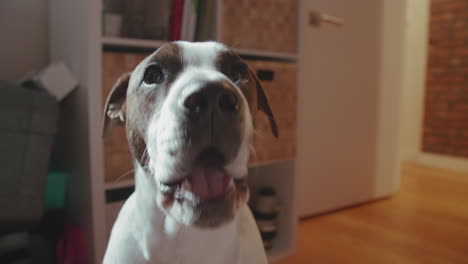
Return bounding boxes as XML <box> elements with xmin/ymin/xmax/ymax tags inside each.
<box><xmin>279</xmin><ymin>163</ymin><xmax>468</xmax><ymax>264</ymax></box>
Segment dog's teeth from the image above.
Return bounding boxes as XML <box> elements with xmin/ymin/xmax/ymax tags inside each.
<box><xmin>159</xmin><ymin>184</ymin><xmax>174</xmax><ymax>194</ymax></box>
<box><xmin>159</xmin><ymin>178</ymin><xmax>187</xmax><ymax>195</ymax></box>
<box><xmin>174</xmin><ymin>191</ymin><xmax>184</xmax><ymax>199</ymax></box>
<box><xmin>160</xmin><ymin>178</ymin><xmax>184</xmax><ymax>187</ymax></box>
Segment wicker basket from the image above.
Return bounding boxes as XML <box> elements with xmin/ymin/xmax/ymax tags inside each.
<box><xmin>247</xmin><ymin>60</ymin><xmax>297</xmax><ymax>164</ymax></box>
<box><xmin>102</xmin><ymin>51</ymin><xmax>150</xmax><ymax>182</ymax></box>
<box><xmin>220</xmin><ymin>0</ymin><xmax>297</xmax><ymax>53</ymax></box>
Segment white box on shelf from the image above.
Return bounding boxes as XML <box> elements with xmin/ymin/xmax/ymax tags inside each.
<box><xmin>32</xmin><ymin>62</ymin><xmax>78</xmax><ymax>101</ymax></box>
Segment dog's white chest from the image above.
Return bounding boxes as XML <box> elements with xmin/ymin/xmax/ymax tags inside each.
<box><xmin>148</xmin><ymin>207</ymin><xmax>266</xmax><ymax>264</ymax></box>
<box><xmin>150</xmin><ymin>216</ymin><xmax>240</xmax><ymax>264</ymax></box>
<box><xmin>104</xmin><ymin>196</ymin><xmax>267</xmax><ymax>264</ymax></box>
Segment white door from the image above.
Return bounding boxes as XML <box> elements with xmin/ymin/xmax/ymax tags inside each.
<box><xmin>296</xmin><ymin>0</ymin><xmax>404</xmax><ymax>217</ymax></box>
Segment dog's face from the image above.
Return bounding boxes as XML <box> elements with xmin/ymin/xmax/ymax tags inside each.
<box><xmin>103</xmin><ymin>41</ymin><xmax>277</xmax><ymax>228</ymax></box>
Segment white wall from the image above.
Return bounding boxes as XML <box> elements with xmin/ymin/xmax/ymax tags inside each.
<box><xmin>375</xmin><ymin>0</ymin><xmax>407</xmax><ymax>197</ymax></box>
<box><xmin>399</xmin><ymin>0</ymin><xmax>430</xmax><ymax>160</ymax></box>
<box><xmin>0</xmin><ymin>0</ymin><xmax>49</xmax><ymax>81</ymax></box>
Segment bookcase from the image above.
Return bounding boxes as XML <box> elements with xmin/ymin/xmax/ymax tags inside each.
<box><xmin>49</xmin><ymin>0</ymin><xmax>298</xmax><ymax>263</ymax></box>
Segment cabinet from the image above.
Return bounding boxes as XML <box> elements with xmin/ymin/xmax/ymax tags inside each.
<box><xmin>48</xmin><ymin>1</ymin><xmax>298</xmax><ymax>263</ymax></box>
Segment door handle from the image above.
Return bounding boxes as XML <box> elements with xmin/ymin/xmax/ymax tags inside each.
<box><xmin>309</xmin><ymin>11</ymin><xmax>344</xmax><ymax>27</ymax></box>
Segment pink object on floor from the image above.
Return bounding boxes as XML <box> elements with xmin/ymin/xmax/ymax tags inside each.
<box><xmin>56</xmin><ymin>221</ymin><xmax>86</xmax><ymax>264</ymax></box>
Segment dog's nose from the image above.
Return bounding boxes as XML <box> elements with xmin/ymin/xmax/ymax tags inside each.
<box><xmin>183</xmin><ymin>82</ymin><xmax>239</xmax><ymax>114</ymax></box>
<box><xmin>218</xmin><ymin>90</ymin><xmax>238</xmax><ymax>112</ymax></box>
<box><xmin>184</xmin><ymin>92</ymin><xmax>207</xmax><ymax>112</ymax></box>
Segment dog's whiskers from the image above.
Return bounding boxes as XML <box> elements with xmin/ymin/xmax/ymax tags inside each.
<box><xmin>114</xmin><ymin>165</ymin><xmax>151</xmax><ymax>183</ymax></box>
<box><xmin>229</xmin><ymin>42</ymin><xmax>242</xmax><ymax>50</ymax></box>
<box><xmin>141</xmin><ymin>146</ymin><xmax>152</xmax><ymax>171</ymax></box>
<box><xmin>249</xmin><ymin>144</ymin><xmax>257</xmax><ymax>159</ymax></box>
<box><xmin>114</xmin><ymin>168</ymin><xmax>135</xmax><ymax>182</ymax></box>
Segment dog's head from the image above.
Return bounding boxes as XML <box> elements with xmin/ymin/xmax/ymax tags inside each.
<box><xmin>103</xmin><ymin>41</ymin><xmax>277</xmax><ymax>228</ymax></box>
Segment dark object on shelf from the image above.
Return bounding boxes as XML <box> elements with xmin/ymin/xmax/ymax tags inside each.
<box><xmin>252</xmin><ymin>187</ymin><xmax>280</xmax><ymax>250</ymax></box>
<box><xmin>195</xmin><ymin>0</ymin><xmax>216</xmax><ymax>41</ymax></box>
<box><xmin>0</xmin><ymin>81</ymin><xmax>59</xmax><ymax>233</ymax></box>
<box><xmin>122</xmin><ymin>0</ymin><xmax>171</xmax><ymax>40</ymax></box>
<box><xmin>256</xmin><ymin>70</ymin><xmax>275</xmax><ymax>81</ymax></box>
<box><xmin>103</xmin><ymin>13</ymin><xmax>122</xmax><ymax>37</ymax></box>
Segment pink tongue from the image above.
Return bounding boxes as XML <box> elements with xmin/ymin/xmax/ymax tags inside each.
<box><xmin>189</xmin><ymin>166</ymin><xmax>229</xmax><ymax>200</ymax></box>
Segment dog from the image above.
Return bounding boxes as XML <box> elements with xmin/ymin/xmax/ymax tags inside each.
<box><xmin>102</xmin><ymin>41</ymin><xmax>278</xmax><ymax>264</ymax></box>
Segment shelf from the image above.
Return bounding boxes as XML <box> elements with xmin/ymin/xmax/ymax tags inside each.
<box><xmin>249</xmin><ymin>160</ymin><xmax>296</xmax><ymax>263</ymax></box>
<box><xmin>233</xmin><ymin>48</ymin><xmax>297</xmax><ymax>61</ymax></box>
<box><xmin>104</xmin><ymin>178</ymin><xmax>135</xmax><ymax>191</ymax></box>
<box><xmin>101</xmin><ymin>36</ymin><xmax>297</xmax><ymax>61</ymax></box>
<box><xmin>250</xmin><ymin>158</ymin><xmax>296</xmax><ymax>169</ymax></box>
<box><xmin>102</xmin><ymin>36</ymin><xmax>167</xmax><ymax>50</ymax></box>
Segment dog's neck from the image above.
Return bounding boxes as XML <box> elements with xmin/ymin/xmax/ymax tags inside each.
<box><xmin>133</xmin><ymin>163</ymin><xmax>175</xmax><ymax>229</ymax></box>
<box><xmin>131</xmin><ymin>163</ymin><xmax>241</xmax><ymax>262</ymax></box>
<box><xmin>133</xmin><ymin>163</ymin><xmax>159</xmax><ymax>213</ymax></box>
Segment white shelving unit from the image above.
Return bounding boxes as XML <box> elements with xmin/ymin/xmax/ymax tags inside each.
<box><xmin>49</xmin><ymin>1</ymin><xmax>298</xmax><ymax>263</ymax></box>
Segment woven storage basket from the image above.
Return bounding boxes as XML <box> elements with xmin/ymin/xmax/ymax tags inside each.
<box><xmin>220</xmin><ymin>0</ymin><xmax>297</xmax><ymax>53</ymax></box>
<box><xmin>102</xmin><ymin>51</ymin><xmax>150</xmax><ymax>182</ymax></box>
<box><xmin>247</xmin><ymin>60</ymin><xmax>297</xmax><ymax>164</ymax></box>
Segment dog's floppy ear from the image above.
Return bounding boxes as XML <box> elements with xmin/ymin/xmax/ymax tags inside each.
<box><xmin>102</xmin><ymin>72</ymin><xmax>131</xmax><ymax>138</ymax></box>
<box><xmin>250</xmin><ymin>70</ymin><xmax>279</xmax><ymax>138</ymax></box>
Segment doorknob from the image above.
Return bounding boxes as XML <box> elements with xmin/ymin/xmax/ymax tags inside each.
<box><xmin>309</xmin><ymin>11</ymin><xmax>344</xmax><ymax>27</ymax></box>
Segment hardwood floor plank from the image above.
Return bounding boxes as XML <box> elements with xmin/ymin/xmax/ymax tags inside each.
<box><xmin>279</xmin><ymin>162</ymin><xmax>468</xmax><ymax>263</ymax></box>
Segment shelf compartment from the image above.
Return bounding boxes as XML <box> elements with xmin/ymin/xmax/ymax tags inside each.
<box><xmin>247</xmin><ymin>60</ymin><xmax>297</xmax><ymax>165</ymax></box>
<box><xmin>248</xmin><ymin>160</ymin><xmax>297</xmax><ymax>263</ymax></box>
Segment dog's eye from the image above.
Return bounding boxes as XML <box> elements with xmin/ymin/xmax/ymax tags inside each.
<box><xmin>144</xmin><ymin>65</ymin><xmax>165</xmax><ymax>85</ymax></box>
<box><xmin>232</xmin><ymin>64</ymin><xmax>249</xmax><ymax>82</ymax></box>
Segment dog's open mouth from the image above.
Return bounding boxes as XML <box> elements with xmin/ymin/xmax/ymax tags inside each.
<box><xmin>160</xmin><ymin>165</ymin><xmax>233</xmax><ymax>201</ymax></box>
<box><xmin>159</xmin><ymin>147</ymin><xmax>238</xmax><ymax>202</ymax></box>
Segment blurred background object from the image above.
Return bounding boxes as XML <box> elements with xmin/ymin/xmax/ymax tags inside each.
<box><xmin>0</xmin><ymin>81</ymin><xmax>58</xmax><ymax>232</ymax></box>
<box><xmin>251</xmin><ymin>187</ymin><xmax>281</xmax><ymax>251</ymax></box>
<box><xmin>0</xmin><ymin>81</ymin><xmax>59</xmax><ymax>263</ymax></box>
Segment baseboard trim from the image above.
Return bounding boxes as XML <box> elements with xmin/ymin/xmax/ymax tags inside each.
<box><xmin>400</xmin><ymin>148</ymin><xmax>418</xmax><ymax>161</ymax></box>
<box><xmin>407</xmin><ymin>152</ymin><xmax>468</xmax><ymax>172</ymax></box>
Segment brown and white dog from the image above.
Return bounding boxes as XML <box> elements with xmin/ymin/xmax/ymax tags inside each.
<box><xmin>102</xmin><ymin>41</ymin><xmax>278</xmax><ymax>264</ymax></box>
